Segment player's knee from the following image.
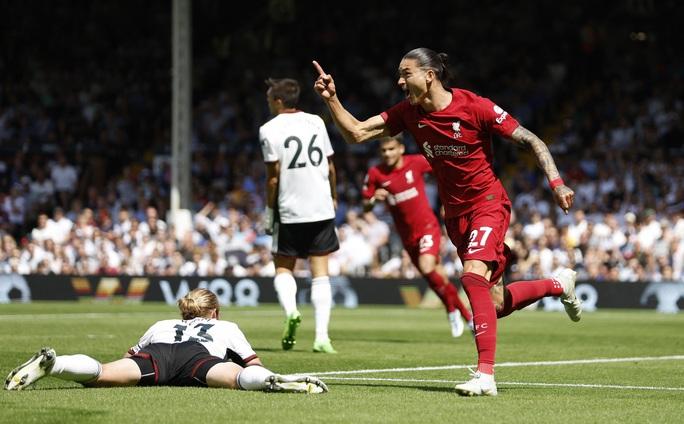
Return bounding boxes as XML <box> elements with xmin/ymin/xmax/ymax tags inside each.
<box><xmin>418</xmin><ymin>263</ymin><xmax>435</xmax><ymax>275</ymax></box>
<box><xmin>490</xmin><ymin>285</ymin><xmax>505</xmax><ymax>311</ymax></box>
<box><xmin>274</xmin><ymin>255</ymin><xmax>296</xmax><ymax>270</ymax></box>
<box><xmin>91</xmin><ymin>359</ymin><xmax>141</xmax><ymax>387</ymax></box>
<box><xmin>417</xmin><ymin>255</ymin><xmax>436</xmax><ymax>275</ymax></box>
<box><xmin>493</xmin><ymin>297</ymin><xmax>505</xmax><ymax>312</ymax></box>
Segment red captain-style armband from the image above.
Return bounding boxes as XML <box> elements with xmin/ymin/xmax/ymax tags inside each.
<box><xmin>549</xmin><ymin>178</ymin><xmax>565</xmax><ymax>190</ymax></box>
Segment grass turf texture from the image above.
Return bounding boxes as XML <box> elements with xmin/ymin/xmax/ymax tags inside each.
<box><xmin>1</xmin><ymin>302</ymin><xmax>683</xmax><ymax>423</ymax></box>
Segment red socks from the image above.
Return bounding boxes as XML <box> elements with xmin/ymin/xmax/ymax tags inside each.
<box><xmin>460</xmin><ymin>272</ymin><xmax>497</xmax><ymax>375</ymax></box>
<box><xmin>460</xmin><ymin>273</ymin><xmax>564</xmax><ymax>374</ymax></box>
<box><xmin>497</xmin><ymin>278</ymin><xmax>563</xmax><ymax>318</ymax></box>
<box><xmin>425</xmin><ymin>271</ymin><xmax>473</xmax><ymax>322</ymax></box>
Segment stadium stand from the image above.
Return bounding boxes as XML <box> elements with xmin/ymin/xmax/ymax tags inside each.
<box><xmin>0</xmin><ymin>1</ymin><xmax>682</xmax><ymax>282</ymax></box>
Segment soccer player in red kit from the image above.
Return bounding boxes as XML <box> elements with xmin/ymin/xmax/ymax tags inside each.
<box><xmin>362</xmin><ymin>135</ymin><xmax>473</xmax><ymax>337</ymax></box>
<box><xmin>313</xmin><ymin>47</ymin><xmax>582</xmax><ymax>397</ymax></box>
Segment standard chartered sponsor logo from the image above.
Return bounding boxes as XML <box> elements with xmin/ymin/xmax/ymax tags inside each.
<box><xmin>433</xmin><ymin>144</ymin><xmax>469</xmax><ymax>157</ymax></box>
<box><xmin>422</xmin><ymin>142</ymin><xmax>469</xmax><ymax>158</ymax></box>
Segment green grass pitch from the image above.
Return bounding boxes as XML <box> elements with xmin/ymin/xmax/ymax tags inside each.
<box><xmin>1</xmin><ymin>302</ymin><xmax>683</xmax><ymax>423</ymax></box>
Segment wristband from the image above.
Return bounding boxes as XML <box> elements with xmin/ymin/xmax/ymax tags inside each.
<box><xmin>549</xmin><ymin>178</ymin><xmax>564</xmax><ymax>190</ymax></box>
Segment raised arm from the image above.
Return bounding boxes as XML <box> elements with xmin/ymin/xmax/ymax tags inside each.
<box><xmin>509</xmin><ymin>125</ymin><xmax>575</xmax><ymax>214</ymax></box>
<box><xmin>312</xmin><ymin>60</ymin><xmax>390</xmax><ymax>144</ymax></box>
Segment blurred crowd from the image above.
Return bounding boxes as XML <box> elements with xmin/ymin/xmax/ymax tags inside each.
<box><xmin>1</xmin><ymin>1</ymin><xmax>683</xmax><ymax>282</ymax></box>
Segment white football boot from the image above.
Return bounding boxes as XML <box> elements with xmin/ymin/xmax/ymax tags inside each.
<box><xmin>5</xmin><ymin>347</ymin><xmax>56</xmax><ymax>391</ymax></box>
<box><xmin>447</xmin><ymin>310</ymin><xmax>465</xmax><ymax>338</ymax></box>
<box><xmin>266</xmin><ymin>374</ymin><xmax>329</xmax><ymax>394</ymax></box>
<box><xmin>554</xmin><ymin>268</ymin><xmax>582</xmax><ymax>322</ymax></box>
<box><xmin>454</xmin><ymin>370</ymin><xmax>498</xmax><ymax>397</ymax></box>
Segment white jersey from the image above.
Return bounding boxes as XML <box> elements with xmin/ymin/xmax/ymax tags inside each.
<box><xmin>260</xmin><ymin>111</ymin><xmax>335</xmax><ymax>223</ymax></box>
<box><xmin>128</xmin><ymin>318</ymin><xmax>257</xmax><ymax>362</ymax></box>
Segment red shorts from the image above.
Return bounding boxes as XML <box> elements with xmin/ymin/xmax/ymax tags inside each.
<box><xmin>445</xmin><ymin>201</ymin><xmax>511</xmax><ymax>286</ymax></box>
<box><xmin>403</xmin><ymin>224</ymin><xmax>441</xmax><ymax>268</ymax></box>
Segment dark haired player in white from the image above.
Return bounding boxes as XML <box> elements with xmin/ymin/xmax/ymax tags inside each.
<box><xmin>260</xmin><ymin>78</ymin><xmax>338</xmax><ymax>354</ymax></box>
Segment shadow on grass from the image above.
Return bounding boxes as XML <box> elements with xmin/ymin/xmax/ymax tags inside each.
<box><xmin>330</xmin><ymin>381</ymin><xmax>507</xmax><ymax>395</ymax></box>
<box><xmin>324</xmin><ymin>338</ymin><xmax>414</xmax><ymax>344</ymax></box>
<box><xmin>329</xmin><ymin>381</ymin><xmax>454</xmax><ymax>393</ymax></box>
<box><xmin>252</xmin><ymin>347</ymin><xmax>286</xmax><ymax>352</ymax></box>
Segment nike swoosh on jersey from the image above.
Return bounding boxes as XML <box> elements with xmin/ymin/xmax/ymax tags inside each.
<box><xmin>467</xmin><ymin>247</ymin><xmax>485</xmax><ymax>254</ymax></box>
<box><xmin>417</xmin><ymin>123</ymin><xmax>427</xmax><ymax>128</ymax></box>
<box><xmin>381</xmin><ymin>181</ymin><xmax>391</xmax><ymax>187</ymax></box>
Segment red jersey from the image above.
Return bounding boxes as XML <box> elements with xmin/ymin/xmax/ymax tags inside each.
<box><xmin>381</xmin><ymin>88</ymin><xmax>519</xmax><ymax>218</ymax></box>
<box><xmin>362</xmin><ymin>154</ymin><xmax>439</xmax><ymax>243</ymax></box>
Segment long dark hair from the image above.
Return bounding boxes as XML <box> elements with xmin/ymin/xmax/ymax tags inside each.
<box><xmin>402</xmin><ymin>48</ymin><xmax>452</xmax><ymax>90</ymax></box>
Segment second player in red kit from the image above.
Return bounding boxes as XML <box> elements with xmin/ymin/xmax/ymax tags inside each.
<box><xmin>363</xmin><ymin>135</ymin><xmax>473</xmax><ymax>337</ymax></box>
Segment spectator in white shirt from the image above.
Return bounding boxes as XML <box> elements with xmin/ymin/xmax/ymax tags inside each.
<box><xmin>30</xmin><ymin>213</ymin><xmax>53</xmax><ymax>244</ymax></box>
<box><xmin>51</xmin><ymin>207</ymin><xmax>73</xmax><ymax>245</ymax></box>
<box><xmin>50</xmin><ymin>152</ymin><xmax>78</xmax><ymax>208</ymax></box>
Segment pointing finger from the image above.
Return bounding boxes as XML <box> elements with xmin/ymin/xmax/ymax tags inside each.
<box><xmin>312</xmin><ymin>60</ymin><xmax>326</xmax><ymax>77</ymax></box>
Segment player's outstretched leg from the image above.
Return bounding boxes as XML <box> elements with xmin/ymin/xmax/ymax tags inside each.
<box><xmin>554</xmin><ymin>268</ymin><xmax>582</xmax><ymax>322</ymax></box>
<box><xmin>454</xmin><ymin>369</ymin><xmax>498</xmax><ymax>397</ymax></box>
<box><xmin>281</xmin><ymin>311</ymin><xmax>302</xmax><ymax>350</ymax></box>
<box><xmin>235</xmin><ymin>365</ymin><xmax>328</xmax><ymax>393</ymax></box>
<box><xmin>5</xmin><ymin>347</ymin><xmax>56</xmax><ymax>391</ymax></box>
<box><xmin>266</xmin><ymin>374</ymin><xmax>329</xmax><ymax>394</ymax></box>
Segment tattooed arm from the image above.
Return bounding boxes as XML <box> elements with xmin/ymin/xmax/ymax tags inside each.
<box><xmin>509</xmin><ymin>125</ymin><xmax>575</xmax><ymax>214</ymax></box>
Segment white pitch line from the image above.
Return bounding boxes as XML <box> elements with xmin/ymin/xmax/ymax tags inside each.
<box><xmin>305</xmin><ymin>355</ymin><xmax>684</xmax><ymax>376</ymax></box>
<box><xmin>497</xmin><ymin>381</ymin><xmax>684</xmax><ymax>391</ymax></box>
<box><xmin>320</xmin><ymin>376</ymin><xmax>684</xmax><ymax>392</ymax></box>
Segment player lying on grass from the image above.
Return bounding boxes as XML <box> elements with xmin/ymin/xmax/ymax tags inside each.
<box><xmin>5</xmin><ymin>288</ymin><xmax>328</xmax><ymax>394</ymax></box>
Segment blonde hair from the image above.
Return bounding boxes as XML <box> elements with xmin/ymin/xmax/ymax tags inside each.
<box><xmin>178</xmin><ymin>288</ymin><xmax>219</xmax><ymax>320</ymax></box>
